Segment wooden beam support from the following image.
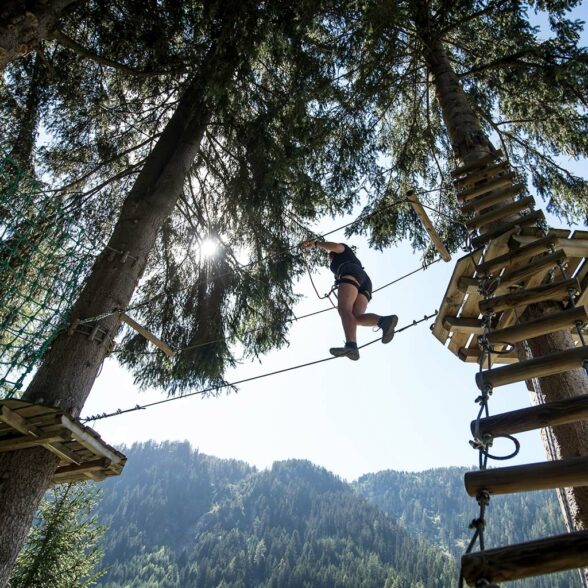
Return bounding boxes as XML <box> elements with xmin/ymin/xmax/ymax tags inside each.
<box><xmin>0</xmin><ymin>432</ymin><xmax>69</xmax><ymax>452</ymax></box>
<box><xmin>461</xmin><ymin>182</ymin><xmax>523</xmax><ymax>213</ymax></box>
<box><xmin>457</xmin><ymin>276</ymin><xmax>479</xmax><ymax>294</ymax></box>
<box><xmin>458</xmin><ymin>173</ymin><xmax>516</xmax><ymax>204</ymax></box>
<box><xmin>486</xmin><ymin>305</ymin><xmax>588</xmax><ymax>345</ymax></box>
<box><xmin>466</xmin><ymin>197</ymin><xmax>535</xmax><ymax>231</ymax></box>
<box><xmin>451</xmin><ymin>150</ymin><xmax>503</xmax><ymax>178</ymax></box>
<box><xmin>465</xmin><ymin>455</ymin><xmax>588</xmax><ymax>497</ymax></box>
<box><xmin>60</xmin><ymin>415</ymin><xmax>122</xmax><ymax>464</ymax></box>
<box><xmin>470</xmin><ymin>210</ymin><xmax>544</xmax><ymax>249</ymax></box>
<box><xmin>478</xmin><ymin>278</ymin><xmax>579</xmax><ymax>315</ymax></box>
<box><xmin>471</xmin><ymin>394</ymin><xmax>588</xmax><ymax>438</ymax></box>
<box><xmin>406</xmin><ymin>191</ymin><xmax>451</xmax><ymax>262</ymax></box>
<box><xmin>119</xmin><ymin>312</ymin><xmax>175</xmax><ymax>357</ymax></box>
<box><xmin>52</xmin><ymin>458</ymin><xmax>111</xmax><ymax>481</ymax></box>
<box><xmin>476</xmin><ymin>235</ymin><xmax>558</xmax><ymax>276</ymax></box>
<box><xmin>0</xmin><ymin>405</ymin><xmax>43</xmax><ymax>438</ymax></box>
<box><xmin>443</xmin><ymin>316</ymin><xmax>484</xmax><ymax>335</ymax></box>
<box><xmin>461</xmin><ymin>531</ymin><xmax>588</xmax><ymax>585</ymax></box>
<box><xmin>497</xmin><ymin>249</ymin><xmax>566</xmax><ymax>289</ymax></box>
<box><xmin>476</xmin><ymin>345</ymin><xmax>588</xmax><ymax>389</ymax></box>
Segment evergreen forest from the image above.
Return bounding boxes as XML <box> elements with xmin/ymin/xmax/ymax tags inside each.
<box><xmin>90</xmin><ymin>442</ymin><xmax>580</xmax><ymax>588</ymax></box>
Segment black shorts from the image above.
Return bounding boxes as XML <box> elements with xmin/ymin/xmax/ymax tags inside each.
<box><xmin>336</xmin><ymin>264</ymin><xmax>372</xmax><ymax>301</ymax></box>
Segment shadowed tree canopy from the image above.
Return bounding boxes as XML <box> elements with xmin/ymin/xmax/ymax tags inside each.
<box><xmin>1</xmin><ymin>0</ymin><xmax>376</xmax><ymax>394</ymax></box>
<box><xmin>329</xmin><ymin>0</ymin><xmax>588</xmax><ymax>259</ymax></box>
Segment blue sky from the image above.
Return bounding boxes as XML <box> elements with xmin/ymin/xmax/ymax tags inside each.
<box><xmin>82</xmin><ymin>4</ymin><xmax>588</xmax><ymax>481</ymax></box>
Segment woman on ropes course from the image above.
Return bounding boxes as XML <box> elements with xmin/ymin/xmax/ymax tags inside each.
<box><xmin>301</xmin><ymin>240</ymin><xmax>398</xmax><ymax>361</ymax></box>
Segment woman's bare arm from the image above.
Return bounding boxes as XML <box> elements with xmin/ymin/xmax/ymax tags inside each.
<box><xmin>300</xmin><ymin>239</ymin><xmax>345</xmax><ymax>253</ymax></box>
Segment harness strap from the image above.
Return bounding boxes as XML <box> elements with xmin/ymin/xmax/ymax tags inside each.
<box><xmin>335</xmin><ymin>277</ymin><xmax>372</xmax><ymax>301</ymax></box>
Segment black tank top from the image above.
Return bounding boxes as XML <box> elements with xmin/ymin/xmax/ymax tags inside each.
<box><xmin>329</xmin><ymin>244</ymin><xmax>363</xmax><ymax>276</ymax></box>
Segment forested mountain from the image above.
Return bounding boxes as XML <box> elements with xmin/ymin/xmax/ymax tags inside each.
<box><xmin>95</xmin><ymin>442</ymin><xmax>580</xmax><ymax>587</ymax></box>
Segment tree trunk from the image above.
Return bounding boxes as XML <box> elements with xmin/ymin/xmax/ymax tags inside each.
<box><xmin>0</xmin><ymin>4</ymin><xmax>257</xmax><ymax>582</ymax></box>
<box><xmin>9</xmin><ymin>52</ymin><xmax>47</xmax><ymax>171</ymax></box>
<box><xmin>412</xmin><ymin>0</ymin><xmax>588</xmax><ymax>554</ymax></box>
<box><xmin>0</xmin><ymin>0</ymin><xmax>76</xmax><ymax>70</ymax></box>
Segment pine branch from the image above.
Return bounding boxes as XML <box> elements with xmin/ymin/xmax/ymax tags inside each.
<box><xmin>49</xmin><ymin>28</ymin><xmax>179</xmax><ymax>77</ymax></box>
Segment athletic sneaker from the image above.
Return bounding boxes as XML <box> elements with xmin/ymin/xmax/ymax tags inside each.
<box><xmin>379</xmin><ymin>314</ymin><xmax>398</xmax><ymax>344</ymax></box>
<box><xmin>329</xmin><ymin>344</ymin><xmax>360</xmax><ymax>361</ymax></box>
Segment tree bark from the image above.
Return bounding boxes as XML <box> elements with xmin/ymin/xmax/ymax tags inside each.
<box><xmin>412</xmin><ymin>0</ymin><xmax>588</xmax><ymax>558</ymax></box>
<box><xmin>0</xmin><ymin>3</ymin><xmax>257</xmax><ymax>582</ymax></box>
<box><xmin>0</xmin><ymin>0</ymin><xmax>77</xmax><ymax>70</ymax></box>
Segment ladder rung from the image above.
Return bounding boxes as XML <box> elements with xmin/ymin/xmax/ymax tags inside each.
<box><xmin>471</xmin><ymin>394</ymin><xmax>588</xmax><ymax>437</ymax></box>
<box><xmin>476</xmin><ymin>235</ymin><xmax>558</xmax><ymax>275</ymax></box>
<box><xmin>458</xmin><ymin>173</ymin><xmax>516</xmax><ymax>204</ymax></box>
<box><xmin>461</xmin><ymin>181</ymin><xmax>523</xmax><ymax>213</ymax></box>
<box><xmin>471</xmin><ymin>210</ymin><xmax>544</xmax><ymax>249</ymax></box>
<box><xmin>465</xmin><ymin>455</ymin><xmax>588</xmax><ymax>496</ymax></box>
<box><xmin>461</xmin><ymin>530</ymin><xmax>588</xmax><ymax>585</ymax></box>
<box><xmin>497</xmin><ymin>249</ymin><xmax>566</xmax><ymax>289</ymax></box>
<box><xmin>486</xmin><ymin>305</ymin><xmax>588</xmax><ymax>345</ymax></box>
<box><xmin>451</xmin><ymin>150</ymin><xmax>503</xmax><ymax>178</ymax></box>
<box><xmin>467</xmin><ymin>196</ymin><xmax>535</xmax><ymax>231</ymax></box>
<box><xmin>475</xmin><ymin>345</ymin><xmax>588</xmax><ymax>389</ymax></box>
<box><xmin>443</xmin><ymin>316</ymin><xmax>484</xmax><ymax>334</ymax></box>
<box><xmin>454</xmin><ymin>160</ymin><xmax>508</xmax><ymax>189</ymax></box>
<box><xmin>478</xmin><ymin>278</ymin><xmax>579</xmax><ymax>314</ymax></box>
<box><xmin>458</xmin><ymin>347</ymin><xmax>518</xmax><ymax>364</ymax></box>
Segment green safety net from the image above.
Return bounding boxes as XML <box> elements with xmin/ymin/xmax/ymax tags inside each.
<box><xmin>0</xmin><ymin>153</ymin><xmax>96</xmax><ymax>398</ymax></box>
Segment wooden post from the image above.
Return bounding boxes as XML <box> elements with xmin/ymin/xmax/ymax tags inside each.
<box><xmin>406</xmin><ymin>190</ymin><xmax>451</xmax><ymax>262</ymax></box>
<box><xmin>470</xmin><ymin>210</ymin><xmax>544</xmax><ymax>248</ymax></box>
<box><xmin>476</xmin><ymin>345</ymin><xmax>588</xmax><ymax>389</ymax></box>
<box><xmin>466</xmin><ymin>196</ymin><xmax>535</xmax><ymax>231</ymax></box>
<box><xmin>478</xmin><ymin>278</ymin><xmax>579</xmax><ymax>314</ymax></box>
<box><xmin>471</xmin><ymin>394</ymin><xmax>588</xmax><ymax>438</ymax></box>
<box><xmin>486</xmin><ymin>305</ymin><xmax>588</xmax><ymax>345</ymax></box>
<box><xmin>461</xmin><ymin>531</ymin><xmax>588</xmax><ymax>585</ymax></box>
<box><xmin>464</xmin><ymin>455</ymin><xmax>588</xmax><ymax>496</ymax></box>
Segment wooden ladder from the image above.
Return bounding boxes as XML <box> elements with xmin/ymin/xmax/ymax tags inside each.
<box><xmin>445</xmin><ymin>151</ymin><xmax>588</xmax><ymax>586</ymax></box>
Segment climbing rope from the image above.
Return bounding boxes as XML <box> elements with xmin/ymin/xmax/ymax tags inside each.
<box><xmin>112</xmin><ymin>256</ymin><xmax>443</xmax><ymax>357</ymax></box>
<box><xmin>82</xmin><ymin>311</ymin><xmax>438</xmax><ymax>422</ymax></box>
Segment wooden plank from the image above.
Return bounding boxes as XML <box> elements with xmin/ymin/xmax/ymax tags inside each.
<box><xmin>0</xmin><ymin>432</ymin><xmax>69</xmax><ymax>452</ymax></box>
<box><xmin>443</xmin><ymin>317</ymin><xmax>484</xmax><ymax>335</ymax></box>
<box><xmin>447</xmin><ymin>231</ymin><xmax>517</xmax><ymax>358</ymax></box>
<box><xmin>432</xmin><ymin>250</ymin><xmax>483</xmax><ymax>344</ymax></box>
<box><xmin>465</xmin><ymin>455</ymin><xmax>588</xmax><ymax>496</ymax></box>
<box><xmin>119</xmin><ymin>312</ymin><xmax>175</xmax><ymax>357</ymax></box>
<box><xmin>498</xmin><ymin>249</ymin><xmax>566</xmax><ymax>289</ymax></box>
<box><xmin>0</xmin><ymin>405</ymin><xmax>43</xmax><ymax>438</ymax></box>
<box><xmin>461</xmin><ymin>182</ymin><xmax>523</xmax><ymax>213</ymax></box>
<box><xmin>476</xmin><ymin>235</ymin><xmax>558</xmax><ymax>276</ymax></box>
<box><xmin>475</xmin><ymin>345</ymin><xmax>588</xmax><ymax>389</ymax></box>
<box><xmin>479</xmin><ymin>278</ymin><xmax>579</xmax><ymax>315</ymax></box>
<box><xmin>471</xmin><ymin>210</ymin><xmax>544</xmax><ymax>249</ymax></box>
<box><xmin>458</xmin><ymin>173</ymin><xmax>517</xmax><ymax>204</ymax></box>
<box><xmin>454</xmin><ymin>160</ymin><xmax>508</xmax><ymax>189</ymax></box>
<box><xmin>44</xmin><ymin>441</ymin><xmax>81</xmax><ymax>465</ymax></box>
<box><xmin>461</xmin><ymin>531</ymin><xmax>588</xmax><ymax>585</ymax></box>
<box><xmin>466</xmin><ymin>197</ymin><xmax>535</xmax><ymax>231</ymax></box>
<box><xmin>472</xmin><ymin>394</ymin><xmax>588</xmax><ymax>437</ymax></box>
<box><xmin>486</xmin><ymin>305</ymin><xmax>588</xmax><ymax>345</ymax></box>
<box><xmin>60</xmin><ymin>415</ymin><xmax>123</xmax><ymax>464</ymax></box>
<box><xmin>406</xmin><ymin>191</ymin><xmax>451</xmax><ymax>262</ymax></box>
<box><xmin>52</xmin><ymin>458</ymin><xmax>111</xmax><ymax>481</ymax></box>
<box><xmin>451</xmin><ymin>150</ymin><xmax>503</xmax><ymax>178</ymax></box>
<box><xmin>457</xmin><ymin>277</ymin><xmax>479</xmax><ymax>294</ymax></box>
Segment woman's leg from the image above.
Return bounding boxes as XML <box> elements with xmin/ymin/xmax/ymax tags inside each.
<box><xmin>337</xmin><ymin>281</ymin><xmax>360</xmax><ymax>343</ymax></box>
<box><xmin>352</xmin><ymin>294</ymin><xmax>380</xmax><ymax>326</ymax></box>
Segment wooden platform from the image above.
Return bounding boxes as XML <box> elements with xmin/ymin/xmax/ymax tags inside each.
<box><xmin>0</xmin><ymin>399</ymin><xmax>126</xmax><ymax>483</ymax></box>
<box><xmin>432</xmin><ymin>229</ymin><xmax>588</xmax><ymax>365</ymax></box>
